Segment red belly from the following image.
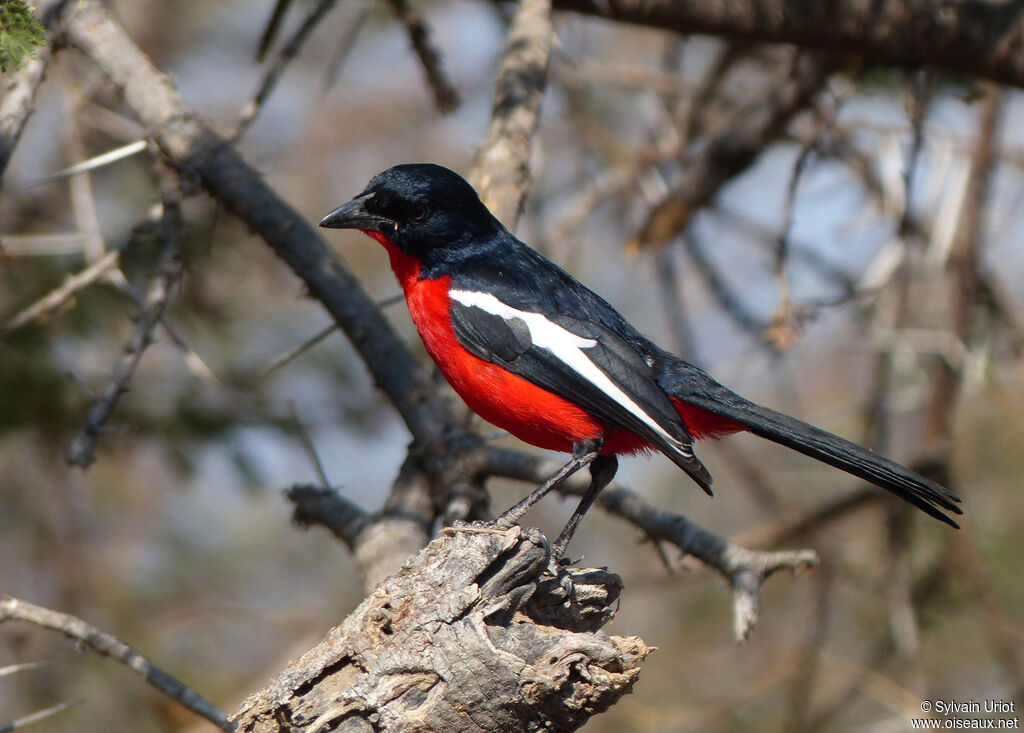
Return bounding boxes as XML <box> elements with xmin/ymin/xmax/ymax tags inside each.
<box><xmin>370</xmin><ymin>233</ymin><xmax>642</xmax><ymax>454</ymax></box>
<box><xmin>406</xmin><ymin>273</ymin><xmax>608</xmax><ymax>452</ymax></box>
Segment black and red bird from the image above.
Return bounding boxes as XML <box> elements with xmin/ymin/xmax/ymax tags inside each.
<box><xmin>320</xmin><ymin>163</ymin><xmax>962</xmax><ymax>557</ymax></box>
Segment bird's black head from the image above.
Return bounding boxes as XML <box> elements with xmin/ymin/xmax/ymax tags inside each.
<box><xmin>319</xmin><ymin>164</ymin><xmax>504</xmax><ymax>261</ymax></box>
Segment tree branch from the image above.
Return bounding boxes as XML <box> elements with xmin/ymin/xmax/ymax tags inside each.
<box><xmin>231</xmin><ymin>526</ymin><xmax>650</xmax><ymax>732</ymax></box>
<box><xmin>470</xmin><ymin>0</ymin><xmax>554</xmax><ymax>227</ymax></box>
<box><xmin>632</xmin><ymin>51</ymin><xmax>837</xmax><ymax>248</ymax></box>
<box><xmin>51</xmin><ymin>0</ymin><xmax>460</xmax><ymax>455</ymax></box>
<box><xmin>0</xmin><ymin>597</ymin><xmax>231</xmax><ymax>731</ymax></box>
<box><xmin>552</xmin><ymin>0</ymin><xmax>1024</xmax><ymax>91</ymax></box>
<box><xmin>482</xmin><ymin>447</ymin><xmax>819</xmax><ymax>641</ymax></box>
<box><xmin>66</xmin><ymin>186</ymin><xmax>183</xmax><ymax>468</ymax></box>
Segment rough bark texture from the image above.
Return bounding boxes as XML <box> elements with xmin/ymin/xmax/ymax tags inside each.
<box><xmin>553</xmin><ymin>0</ymin><xmax>1024</xmax><ymax>91</ymax></box>
<box><xmin>232</xmin><ymin>526</ymin><xmax>649</xmax><ymax>732</ymax></box>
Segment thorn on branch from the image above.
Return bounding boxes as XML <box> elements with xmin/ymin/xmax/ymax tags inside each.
<box><xmin>0</xmin><ymin>698</ymin><xmax>83</xmax><ymax>733</ymax></box>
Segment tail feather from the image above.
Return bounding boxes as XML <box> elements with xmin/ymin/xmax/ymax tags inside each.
<box><xmin>656</xmin><ymin>354</ymin><xmax>963</xmax><ymax>528</ymax></box>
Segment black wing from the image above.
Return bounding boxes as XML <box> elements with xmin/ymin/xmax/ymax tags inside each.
<box><xmin>448</xmin><ymin>289</ymin><xmax>713</xmax><ymax>492</ymax></box>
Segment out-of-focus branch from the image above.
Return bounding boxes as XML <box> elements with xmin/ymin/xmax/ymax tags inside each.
<box><xmin>482</xmin><ymin>447</ymin><xmax>818</xmax><ymax>642</ymax></box>
<box><xmin>0</xmin><ymin>248</ymin><xmax>120</xmax><ymax>337</ymax></box>
<box><xmin>470</xmin><ymin>0</ymin><xmax>554</xmax><ymax>227</ymax></box>
<box><xmin>0</xmin><ymin>45</ymin><xmax>51</xmax><ymax>181</ymax></box>
<box><xmin>632</xmin><ymin>51</ymin><xmax>838</xmax><ymax>248</ymax></box>
<box><xmin>552</xmin><ymin>0</ymin><xmax>1024</xmax><ymax>91</ymax></box>
<box><xmin>0</xmin><ymin>597</ymin><xmax>231</xmax><ymax>731</ymax></box>
<box><xmin>52</xmin><ymin>0</ymin><xmax>458</xmax><ymax>456</ymax></box>
<box><xmin>66</xmin><ymin>189</ymin><xmax>183</xmax><ymax>468</ymax></box>
<box><xmin>922</xmin><ymin>83</ymin><xmax>1004</xmax><ymax>457</ymax></box>
<box><xmin>683</xmin><ymin>229</ymin><xmax>768</xmax><ymax>336</ymax></box>
<box><xmin>383</xmin><ymin>0</ymin><xmax>460</xmax><ymax>113</ymax></box>
<box><xmin>0</xmin><ymin>0</ymin><xmax>63</xmax><ymax>181</ymax></box>
<box><xmin>232</xmin><ymin>0</ymin><xmax>339</xmax><ymax>141</ymax></box>
<box><xmin>0</xmin><ymin>699</ymin><xmax>82</xmax><ymax>733</ymax></box>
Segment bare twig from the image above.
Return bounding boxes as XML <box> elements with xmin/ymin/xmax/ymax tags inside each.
<box><xmin>0</xmin><ymin>248</ymin><xmax>120</xmax><ymax>337</ymax></box>
<box><xmin>708</xmin><ymin>204</ymin><xmax>857</xmax><ymax>300</ymax></box>
<box><xmin>654</xmin><ymin>245</ymin><xmax>698</xmax><ymax>359</ymax></box>
<box><xmin>287</xmin><ymin>484</ymin><xmax>368</xmax><ymax>548</ymax></box>
<box><xmin>679</xmin><ymin>41</ymin><xmax>752</xmax><ymax>144</ymax></box>
<box><xmin>683</xmin><ymin>229</ymin><xmax>768</xmax><ymax>335</ymax></box>
<box><xmin>321</xmin><ymin>0</ymin><xmax>372</xmax><ymax>92</ymax></box>
<box><xmin>66</xmin><ymin>192</ymin><xmax>183</xmax><ymax>468</ymax></box>
<box><xmin>258</xmin><ymin>322</ymin><xmax>338</xmax><ymax>378</ymax></box>
<box><xmin>233</xmin><ymin>0</ymin><xmax>340</xmax><ymax>141</ymax></box>
<box><xmin>0</xmin><ymin>597</ymin><xmax>230</xmax><ymax>731</ymax></box>
<box><xmin>255</xmin><ymin>0</ymin><xmax>292</xmax><ymax>61</ymax></box>
<box><xmin>288</xmin><ymin>401</ymin><xmax>331</xmax><ymax>487</ymax></box>
<box><xmin>482</xmin><ymin>447</ymin><xmax>818</xmax><ymax>641</ymax></box>
<box><xmin>922</xmin><ymin>83</ymin><xmax>1004</xmax><ymax>457</ymax></box>
<box><xmin>470</xmin><ymin>0</ymin><xmax>553</xmax><ymax>227</ymax></box>
<box><xmin>632</xmin><ymin>51</ymin><xmax>838</xmax><ymax>249</ymax></box>
<box><xmin>0</xmin><ymin>661</ymin><xmax>47</xmax><ymax>677</ymax></box>
<box><xmin>382</xmin><ymin>0</ymin><xmax>459</xmax><ymax>114</ymax></box>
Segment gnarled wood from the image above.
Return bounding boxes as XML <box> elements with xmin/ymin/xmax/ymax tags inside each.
<box><xmin>232</xmin><ymin>526</ymin><xmax>650</xmax><ymax>732</ymax></box>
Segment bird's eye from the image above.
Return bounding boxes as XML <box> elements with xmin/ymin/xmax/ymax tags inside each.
<box><xmin>409</xmin><ymin>206</ymin><xmax>429</xmax><ymax>222</ymax></box>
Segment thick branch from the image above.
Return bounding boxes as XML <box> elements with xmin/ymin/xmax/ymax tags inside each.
<box><xmin>231</xmin><ymin>526</ymin><xmax>649</xmax><ymax>732</ymax></box>
<box><xmin>553</xmin><ymin>0</ymin><xmax>1024</xmax><ymax>91</ymax></box>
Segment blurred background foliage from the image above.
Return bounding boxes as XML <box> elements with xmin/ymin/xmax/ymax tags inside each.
<box><xmin>1</xmin><ymin>0</ymin><xmax>1022</xmax><ymax>731</ymax></box>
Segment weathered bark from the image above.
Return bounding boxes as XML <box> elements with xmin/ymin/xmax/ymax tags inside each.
<box><xmin>553</xmin><ymin>0</ymin><xmax>1024</xmax><ymax>91</ymax></box>
<box><xmin>232</xmin><ymin>526</ymin><xmax>650</xmax><ymax>732</ymax></box>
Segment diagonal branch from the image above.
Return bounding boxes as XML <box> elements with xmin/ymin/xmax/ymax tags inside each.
<box><xmin>0</xmin><ymin>597</ymin><xmax>231</xmax><ymax>731</ymax></box>
<box><xmin>51</xmin><ymin>0</ymin><xmax>460</xmax><ymax>455</ymax></box>
<box><xmin>382</xmin><ymin>0</ymin><xmax>460</xmax><ymax>114</ymax></box>
<box><xmin>0</xmin><ymin>248</ymin><xmax>121</xmax><ymax>337</ymax></box>
<box><xmin>632</xmin><ymin>51</ymin><xmax>838</xmax><ymax>248</ymax></box>
<box><xmin>232</xmin><ymin>0</ymin><xmax>340</xmax><ymax>141</ymax></box>
<box><xmin>66</xmin><ymin>189</ymin><xmax>183</xmax><ymax>468</ymax></box>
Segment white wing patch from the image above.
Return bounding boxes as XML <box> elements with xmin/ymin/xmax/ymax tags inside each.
<box><xmin>449</xmin><ymin>289</ymin><xmax>693</xmax><ymax>458</ymax></box>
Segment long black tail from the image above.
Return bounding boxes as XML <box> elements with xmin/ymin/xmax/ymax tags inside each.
<box><xmin>655</xmin><ymin>353</ymin><xmax>963</xmax><ymax>528</ymax></box>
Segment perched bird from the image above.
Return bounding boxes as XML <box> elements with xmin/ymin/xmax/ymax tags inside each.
<box><xmin>320</xmin><ymin>163</ymin><xmax>962</xmax><ymax>559</ymax></box>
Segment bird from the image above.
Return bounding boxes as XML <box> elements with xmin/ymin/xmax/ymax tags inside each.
<box><xmin>319</xmin><ymin>163</ymin><xmax>962</xmax><ymax>560</ymax></box>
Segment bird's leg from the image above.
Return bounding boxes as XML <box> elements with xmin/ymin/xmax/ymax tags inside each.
<box><xmin>495</xmin><ymin>439</ymin><xmax>602</xmax><ymax>529</ymax></box>
<box><xmin>550</xmin><ymin>454</ymin><xmax>617</xmax><ymax>565</ymax></box>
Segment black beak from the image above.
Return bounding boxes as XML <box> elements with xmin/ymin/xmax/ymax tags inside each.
<box><xmin>319</xmin><ymin>193</ymin><xmax>395</xmax><ymax>232</ymax></box>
